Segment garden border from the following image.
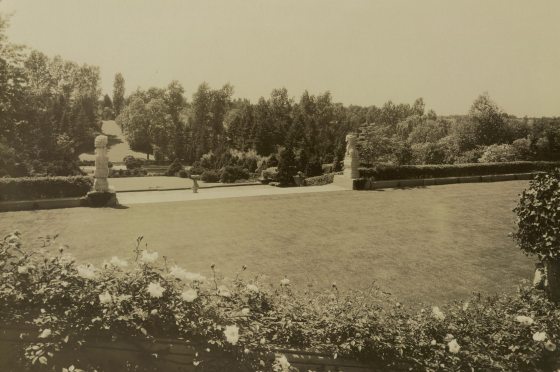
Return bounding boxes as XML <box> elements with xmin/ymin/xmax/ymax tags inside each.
<box><xmin>354</xmin><ymin>172</ymin><xmax>538</xmax><ymax>190</ymax></box>
<box><xmin>0</xmin><ymin>325</ymin><xmax>374</xmax><ymax>371</ymax></box>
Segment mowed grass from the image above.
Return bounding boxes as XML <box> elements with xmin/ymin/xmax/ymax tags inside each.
<box><xmin>0</xmin><ymin>181</ymin><xmax>534</xmax><ymax>305</ymax></box>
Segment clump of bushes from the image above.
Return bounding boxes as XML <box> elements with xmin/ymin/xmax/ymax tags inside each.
<box><xmin>200</xmin><ymin>170</ymin><xmax>221</xmax><ymax>183</ymax></box>
<box><xmin>259</xmin><ymin>167</ymin><xmax>279</xmax><ymax>184</ymax></box>
<box><xmin>0</xmin><ymin>176</ymin><xmax>93</xmax><ymax>201</ymax></box>
<box><xmin>165</xmin><ymin>158</ymin><xmax>183</xmax><ymax>176</ymax></box>
<box><xmin>359</xmin><ymin>161</ymin><xmax>560</xmax><ymax>181</ymax></box>
<box><xmin>220</xmin><ymin>165</ymin><xmax>250</xmax><ymax>183</ymax></box>
<box><xmin>513</xmin><ymin>169</ymin><xmax>560</xmax><ymax>301</ymax></box>
<box><xmin>123</xmin><ymin>156</ymin><xmax>145</xmax><ymax>170</ymax></box>
<box><xmin>2</xmin><ymin>233</ymin><xmax>560</xmax><ymax>372</ymax></box>
<box><xmin>109</xmin><ymin>168</ymin><xmax>148</xmax><ymax>178</ymax></box>
<box><xmin>304</xmin><ymin>173</ymin><xmax>335</xmax><ymax>186</ymax></box>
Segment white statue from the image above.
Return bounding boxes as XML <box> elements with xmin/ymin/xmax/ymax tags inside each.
<box><xmin>343</xmin><ymin>133</ymin><xmax>359</xmax><ymax>179</ymax></box>
<box><xmin>93</xmin><ymin>135</ymin><xmax>110</xmax><ymax>192</ymax></box>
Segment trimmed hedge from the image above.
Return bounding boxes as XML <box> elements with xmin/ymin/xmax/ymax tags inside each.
<box><xmin>304</xmin><ymin>173</ymin><xmax>335</xmax><ymax>186</ymax></box>
<box><xmin>109</xmin><ymin>168</ymin><xmax>148</xmax><ymax>178</ymax></box>
<box><xmin>0</xmin><ymin>176</ymin><xmax>93</xmax><ymax>202</ymax></box>
<box><xmin>359</xmin><ymin>161</ymin><xmax>560</xmax><ymax>181</ymax></box>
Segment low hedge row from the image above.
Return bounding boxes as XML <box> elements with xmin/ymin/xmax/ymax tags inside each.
<box><xmin>304</xmin><ymin>173</ymin><xmax>335</xmax><ymax>186</ymax></box>
<box><xmin>359</xmin><ymin>161</ymin><xmax>560</xmax><ymax>180</ymax></box>
<box><xmin>0</xmin><ymin>176</ymin><xmax>93</xmax><ymax>202</ymax></box>
<box><xmin>109</xmin><ymin>168</ymin><xmax>148</xmax><ymax>178</ymax></box>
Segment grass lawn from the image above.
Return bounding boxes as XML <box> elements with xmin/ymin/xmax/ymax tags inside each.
<box><xmin>0</xmin><ymin>181</ymin><xmax>534</xmax><ymax>305</ymax></box>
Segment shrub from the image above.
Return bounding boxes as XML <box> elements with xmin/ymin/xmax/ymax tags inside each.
<box><xmin>513</xmin><ymin>169</ymin><xmax>560</xmax><ymax>300</ymax></box>
<box><xmin>305</xmin><ymin>157</ymin><xmax>323</xmax><ymax>177</ymax></box>
<box><xmin>260</xmin><ymin>167</ymin><xmax>278</xmax><ymax>182</ymax></box>
<box><xmin>0</xmin><ymin>176</ymin><xmax>93</xmax><ymax>201</ymax></box>
<box><xmin>303</xmin><ymin>173</ymin><xmax>335</xmax><ymax>186</ymax></box>
<box><xmin>200</xmin><ymin>170</ymin><xmax>221</xmax><ymax>183</ymax></box>
<box><xmin>220</xmin><ymin>165</ymin><xmax>250</xmax><ymax>183</ymax></box>
<box><xmin>479</xmin><ymin>144</ymin><xmax>519</xmax><ymax>163</ymax></box>
<box><xmin>123</xmin><ymin>156</ymin><xmax>144</xmax><ymax>170</ymax></box>
<box><xmin>178</xmin><ymin>169</ymin><xmax>188</xmax><ymax>178</ymax></box>
<box><xmin>109</xmin><ymin>168</ymin><xmax>148</xmax><ymax>178</ymax></box>
<box><xmin>322</xmin><ymin>163</ymin><xmax>334</xmax><ymax>174</ymax></box>
<box><xmin>165</xmin><ymin>158</ymin><xmax>183</xmax><ymax>176</ymax></box>
<box><xmin>199</xmin><ymin>151</ymin><xmax>217</xmax><ymax>169</ymax></box>
<box><xmin>277</xmin><ymin>147</ymin><xmax>297</xmax><ymax>186</ymax></box>
<box><xmin>513</xmin><ymin>169</ymin><xmax>560</xmax><ymax>259</ymax></box>
<box><xmin>359</xmin><ymin>161</ymin><xmax>560</xmax><ymax>181</ymax></box>
<box><xmin>2</xmin><ymin>233</ymin><xmax>560</xmax><ymax>372</ymax></box>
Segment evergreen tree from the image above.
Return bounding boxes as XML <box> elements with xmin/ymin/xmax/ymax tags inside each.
<box><xmin>113</xmin><ymin>73</ymin><xmax>125</xmax><ymax>116</ymax></box>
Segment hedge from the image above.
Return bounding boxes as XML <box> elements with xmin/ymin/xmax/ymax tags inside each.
<box><xmin>0</xmin><ymin>176</ymin><xmax>93</xmax><ymax>202</ymax></box>
<box><xmin>304</xmin><ymin>173</ymin><xmax>335</xmax><ymax>186</ymax></box>
<box><xmin>359</xmin><ymin>161</ymin><xmax>560</xmax><ymax>181</ymax></box>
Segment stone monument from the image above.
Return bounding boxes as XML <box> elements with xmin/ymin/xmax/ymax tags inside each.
<box><xmin>333</xmin><ymin>132</ymin><xmax>359</xmax><ymax>189</ymax></box>
<box><xmin>85</xmin><ymin>135</ymin><xmax>118</xmax><ymax>207</ymax></box>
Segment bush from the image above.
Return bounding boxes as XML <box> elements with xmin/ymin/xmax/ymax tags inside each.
<box><xmin>303</xmin><ymin>173</ymin><xmax>335</xmax><ymax>186</ymax></box>
<box><xmin>109</xmin><ymin>168</ymin><xmax>148</xmax><ymax>178</ymax></box>
<box><xmin>0</xmin><ymin>176</ymin><xmax>93</xmax><ymax>201</ymax></box>
<box><xmin>513</xmin><ymin>169</ymin><xmax>560</xmax><ymax>260</ymax></box>
<box><xmin>277</xmin><ymin>147</ymin><xmax>297</xmax><ymax>186</ymax></box>
<box><xmin>165</xmin><ymin>158</ymin><xmax>183</xmax><ymax>176</ymax></box>
<box><xmin>220</xmin><ymin>165</ymin><xmax>250</xmax><ymax>183</ymax></box>
<box><xmin>200</xmin><ymin>170</ymin><xmax>221</xmax><ymax>182</ymax></box>
<box><xmin>359</xmin><ymin>161</ymin><xmax>560</xmax><ymax>181</ymax></box>
<box><xmin>2</xmin><ymin>233</ymin><xmax>560</xmax><ymax>372</ymax></box>
<box><xmin>322</xmin><ymin>163</ymin><xmax>334</xmax><ymax>174</ymax></box>
<box><xmin>260</xmin><ymin>167</ymin><xmax>278</xmax><ymax>182</ymax></box>
<box><xmin>178</xmin><ymin>169</ymin><xmax>188</xmax><ymax>178</ymax></box>
<box><xmin>479</xmin><ymin>144</ymin><xmax>519</xmax><ymax>163</ymax></box>
<box><xmin>123</xmin><ymin>156</ymin><xmax>144</xmax><ymax>170</ymax></box>
<box><xmin>305</xmin><ymin>157</ymin><xmax>323</xmax><ymax>177</ymax></box>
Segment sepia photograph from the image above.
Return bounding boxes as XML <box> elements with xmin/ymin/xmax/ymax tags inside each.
<box><xmin>1</xmin><ymin>0</ymin><xmax>560</xmax><ymax>370</ymax></box>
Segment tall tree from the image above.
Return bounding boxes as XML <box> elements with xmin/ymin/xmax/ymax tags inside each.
<box><xmin>112</xmin><ymin>73</ymin><xmax>125</xmax><ymax>117</ymax></box>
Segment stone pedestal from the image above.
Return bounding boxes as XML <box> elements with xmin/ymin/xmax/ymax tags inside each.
<box><xmin>85</xmin><ymin>135</ymin><xmax>117</xmax><ymax>207</ymax></box>
<box><xmin>333</xmin><ymin>133</ymin><xmax>359</xmax><ymax>190</ymax></box>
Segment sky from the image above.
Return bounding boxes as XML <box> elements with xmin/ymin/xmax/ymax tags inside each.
<box><xmin>1</xmin><ymin>0</ymin><xmax>559</xmax><ymax>117</ymax></box>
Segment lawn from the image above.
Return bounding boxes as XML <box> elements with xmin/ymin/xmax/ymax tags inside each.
<box><xmin>0</xmin><ymin>181</ymin><xmax>534</xmax><ymax>305</ymax></box>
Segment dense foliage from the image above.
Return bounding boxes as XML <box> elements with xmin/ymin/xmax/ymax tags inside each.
<box><xmin>513</xmin><ymin>169</ymin><xmax>560</xmax><ymax>260</ymax></box>
<box><xmin>0</xmin><ymin>176</ymin><xmax>93</xmax><ymax>201</ymax></box>
<box><xmin>1</xmin><ymin>233</ymin><xmax>560</xmax><ymax>371</ymax></box>
<box><xmin>358</xmin><ymin>161</ymin><xmax>560</xmax><ymax>181</ymax></box>
<box><xmin>0</xmin><ymin>15</ymin><xmax>101</xmax><ymax>177</ymax></box>
<box><xmin>303</xmin><ymin>173</ymin><xmax>335</xmax><ymax>186</ymax></box>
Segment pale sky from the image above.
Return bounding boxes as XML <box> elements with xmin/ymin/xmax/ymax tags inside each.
<box><xmin>2</xmin><ymin>0</ymin><xmax>559</xmax><ymax>117</ymax></box>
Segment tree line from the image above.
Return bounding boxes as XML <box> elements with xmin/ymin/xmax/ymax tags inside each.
<box><xmin>2</xmin><ymin>12</ymin><xmax>560</xmax><ymax>179</ymax></box>
<box><xmin>0</xmin><ymin>15</ymin><xmax>101</xmax><ymax>176</ymax></box>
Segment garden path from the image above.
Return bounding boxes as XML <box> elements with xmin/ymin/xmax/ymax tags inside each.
<box><xmin>116</xmin><ymin>184</ymin><xmax>347</xmax><ymax>204</ymax></box>
<box><xmin>79</xmin><ymin>120</ymin><xmax>146</xmax><ymax>163</ymax></box>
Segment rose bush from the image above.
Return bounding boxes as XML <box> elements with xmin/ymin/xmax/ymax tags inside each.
<box><xmin>1</xmin><ymin>232</ymin><xmax>560</xmax><ymax>371</ymax></box>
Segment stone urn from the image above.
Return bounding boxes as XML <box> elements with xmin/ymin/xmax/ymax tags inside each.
<box><xmin>190</xmin><ymin>174</ymin><xmax>201</xmax><ymax>193</ymax></box>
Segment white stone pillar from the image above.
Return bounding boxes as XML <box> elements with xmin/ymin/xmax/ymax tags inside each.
<box><xmin>343</xmin><ymin>133</ymin><xmax>360</xmax><ymax>179</ymax></box>
<box><xmin>333</xmin><ymin>132</ymin><xmax>360</xmax><ymax>190</ymax></box>
<box><xmin>93</xmin><ymin>135</ymin><xmax>110</xmax><ymax>192</ymax></box>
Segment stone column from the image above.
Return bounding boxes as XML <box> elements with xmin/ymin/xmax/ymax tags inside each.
<box><xmin>86</xmin><ymin>135</ymin><xmax>117</xmax><ymax>207</ymax></box>
<box><xmin>333</xmin><ymin>132</ymin><xmax>360</xmax><ymax>190</ymax></box>
<box><xmin>93</xmin><ymin>135</ymin><xmax>110</xmax><ymax>192</ymax></box>
<box><xmin>343</xmin><ymin>133</ymin><xmax>360</xmax><ymax>179</ymax></box>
